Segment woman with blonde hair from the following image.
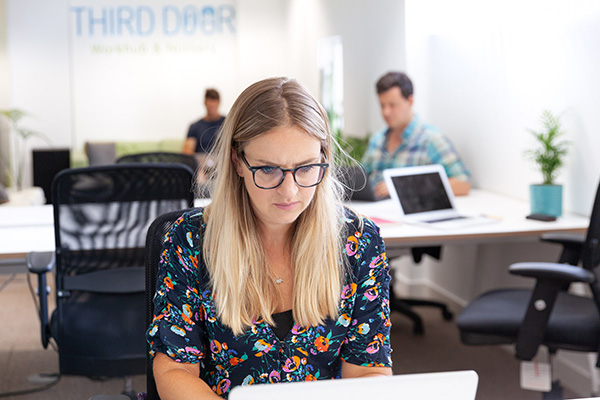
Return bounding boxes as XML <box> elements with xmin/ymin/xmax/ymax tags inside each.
<box><xmin>147</xmin><ymin>77</ymin><xmax>392</xmax><ymax>399</ymax></box>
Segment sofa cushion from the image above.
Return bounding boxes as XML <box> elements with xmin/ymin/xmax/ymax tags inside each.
<box><xmin>85</xmin><ymin>142</ymin><xmax>116</xmax><ymax>165</ymax></box>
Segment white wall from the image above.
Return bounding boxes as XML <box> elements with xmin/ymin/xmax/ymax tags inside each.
<box><xmin>313</xmin><ymin>0</ymin><xmax>406</xmax><ymax>138</ymax></box>
<box><xmin>0</xmin><ymin>0</ymin><xmax>8</xmax><ymax>108</ymax></box>
<box><xmin>0</xmin><ymin>0</ymin><xmax>9</xmax><ymax>186</ymax></box>
<box><xmin>406</xmin><ymin>0</ymin><xmax>600</xmax><ymax>215</ymax></box>
<box><xmin>6</xmin><ymin>0</ymin><xmax>72</xmax><ymax>188</ymax></box>
<box><xmin>5</xmin><ymin>0</ymin><xmax>406</xmax><ymax>187</ymax></box>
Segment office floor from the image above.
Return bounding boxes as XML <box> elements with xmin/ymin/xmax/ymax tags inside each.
<box><xmin>0</xmin><ymin>272</ymin><xmax>579</xmax><ymax>400</ymax></box>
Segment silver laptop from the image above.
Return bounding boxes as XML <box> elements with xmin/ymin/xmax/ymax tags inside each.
<box><xmin>383</xmin><ymin>165</ymin><xmax>495</xmax><ymax>229</ymax></box>
<box><xmin>229</xmin><ymin>370</ymin><xmax>478</xmax><ymax>400</ymax></box>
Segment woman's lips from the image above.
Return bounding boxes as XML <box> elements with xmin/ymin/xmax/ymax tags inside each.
<box><xmin>274</xmin><ymin>202</ymin><xmax>298</xmax><ymax>210</ymax></box>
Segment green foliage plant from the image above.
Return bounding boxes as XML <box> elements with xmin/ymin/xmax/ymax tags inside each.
<box><xmin>333</xmin><ymin>128</ymin><xmax>370</xmax><ymax>166</ymax></box>
<box><xmin>0</xmin><ymin>109</ymin><xmax>50</xmax><ymax>189</ymax></box>
<box><xmin>524</xmin><ymin>110</ymin><xmax>570</xmax><ymax>185</ymax></box>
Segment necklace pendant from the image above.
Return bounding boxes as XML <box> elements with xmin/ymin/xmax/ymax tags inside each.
<box><xmin>274</xmin><ymin>278</ymin><xmax>284</xmax><ymax>284</ymax></box>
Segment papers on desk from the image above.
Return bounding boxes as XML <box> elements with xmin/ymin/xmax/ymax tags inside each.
<box><xmin>367</xmin><ymin>215</ymin><xmax>403</xmax><ymax>226</ymax></box>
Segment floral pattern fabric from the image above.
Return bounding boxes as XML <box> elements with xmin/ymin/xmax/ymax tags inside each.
<box><xmin>147</xmin><ymin>207</ymin><xmax>392</xmax><ymax>398</ymax></box>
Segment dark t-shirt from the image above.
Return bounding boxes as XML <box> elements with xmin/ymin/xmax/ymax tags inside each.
<box><xmin>187</xmin><ymin>116</ymin><xmax>226</xmax><ymax>153</ymax></box>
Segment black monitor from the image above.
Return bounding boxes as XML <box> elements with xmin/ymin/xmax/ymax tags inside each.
<box><xmin>32</xmin><ymin>149</ymin><xmax>70</xmax><ymax>204</ymax></box>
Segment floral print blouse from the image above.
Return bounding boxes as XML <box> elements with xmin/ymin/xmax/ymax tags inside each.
<box><xmin>147</xmin><ymin>207</ymin><xmax>392</xmax><ymax>398</ymax></box>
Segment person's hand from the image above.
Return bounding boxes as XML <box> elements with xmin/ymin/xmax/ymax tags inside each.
<box><xmin>374</xmin><ymin>181</ymin><xmax>390</xmax><ymax>199</ymax></box>
<box><xmin>448</xmin><ymin>178</ymin><xmax>471</xmax><ymax>196</ymax></box>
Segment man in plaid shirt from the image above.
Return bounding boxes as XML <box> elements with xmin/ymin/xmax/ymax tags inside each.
<box><xmin>361</xmin><ymin>72</ymin><xmax>471</xmax><ymax>199</ymax></box>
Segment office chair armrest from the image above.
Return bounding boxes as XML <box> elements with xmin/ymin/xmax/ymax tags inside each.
<box><xmin>26</xmin><ymin>251</ymin><xmax>55</xmax><ymax>274</ymax></box>
<box><xmin>26</xmin><ymin>251</ymin><xmax>54</xmax><ymax>349</ymax></box>
<box><xmin>540</xmin><ymin>232</ymin><xmax>586</xmax><ymax>246</ymax></box>
<box><xmin>509</xmin><ymin>262</ymin><xmax>595</xmax><ymax>283</ymax></box>
<box><xmin>511</xmin><ymin>261</ymin><xmax>594</xmax><ymax>360</ymax></box>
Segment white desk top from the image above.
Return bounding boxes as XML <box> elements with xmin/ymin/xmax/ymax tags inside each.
<box><xmin>351</xmin><ymin>189</ymin><xmax>589</xmax><ymax>247</ymax></box>
<box><xmin>0</xmin><ymin>190</ymin><xmax>590</xmax><ymax>259</ymax></box>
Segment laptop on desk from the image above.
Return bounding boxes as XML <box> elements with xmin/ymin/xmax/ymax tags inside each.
<box><xmin>383</xmin><ymin>164</ymin><xmax>497</xmax><ymax>230</ymax></box>
<box><xmin>229</xmin><ymin>370</ymin><xmax>478</xmax><ymax>400</ymax></box>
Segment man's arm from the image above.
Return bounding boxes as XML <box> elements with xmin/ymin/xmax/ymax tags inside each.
<box><xmin>183</xmin><ymin>138</ymin><xmax>197</xmax><ymax>155</ymax></box>
<box><xmin>374</xmin><ymin>181</ymin><xmax>390</xmax><ymax>199</ymax></box>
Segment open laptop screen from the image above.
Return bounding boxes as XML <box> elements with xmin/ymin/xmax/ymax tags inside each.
<box><xmin>390</xmin><ymin>172</ymin><xmax>453</xmax><ymax>215</ymax></box>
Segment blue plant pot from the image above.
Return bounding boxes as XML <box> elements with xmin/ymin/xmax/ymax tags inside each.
<box><xmin>530</xmin><ymin>184</ymin><xmax>562</xmax><ymax>217</ymax></box>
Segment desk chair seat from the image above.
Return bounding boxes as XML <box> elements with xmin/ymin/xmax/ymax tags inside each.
<box><xmin>458</xmin><ymin>288</ymin><xmax>600</xmax><ymax>351</ymax></box>
<box><xmin>456</xmin><ymin>179</ymin><xmax>600</xmax><ymax>399</ymax></box>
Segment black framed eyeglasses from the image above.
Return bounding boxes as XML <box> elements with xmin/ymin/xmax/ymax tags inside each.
<box><xmin>240</xmin><ymin>152</ymin><xmax>329</xmax><ymax>190</ymax></box>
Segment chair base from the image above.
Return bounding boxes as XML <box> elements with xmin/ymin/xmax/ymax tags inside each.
<box><xmin>390</xmin><ymin>294</ymin><xmax>453</xmax><ymax>335</ymax></box>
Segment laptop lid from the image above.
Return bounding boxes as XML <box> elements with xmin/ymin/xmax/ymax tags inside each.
<box><xmin>383</xmin><ymin>164</ymin><xmax>459</xmax><ymax>222</ymax></box>
<box><xmin>339</xmin><ymin>165</ymin><xmax>378</xmax><ymax>202</ymax></box>
<box><xmin>229</xmin><ymin>370</ymin><xmax>478</xmax><ymax>400</ymax></box>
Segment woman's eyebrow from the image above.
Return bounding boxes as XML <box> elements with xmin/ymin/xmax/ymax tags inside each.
<box><xmin>254</xmin><ymin>155</ymin><xmax>322</xmax><ymax>167</ymax></box>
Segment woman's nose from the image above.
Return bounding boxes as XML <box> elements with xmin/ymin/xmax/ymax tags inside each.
<box><xmin>277</xmin><ymin>171</ymin><xmax>299</xmax><ymax>196</ymax></box>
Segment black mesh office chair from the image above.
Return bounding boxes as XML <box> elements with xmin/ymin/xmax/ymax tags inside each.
<box><xmin>456</xmin><ymin>179</ymin><xmax>600</xmax><ymax>399</ymax></box>
<box><xmin>27</xmin><ymin>164</ymin><xmax>194</xmax><ymax>399</ymax></box>
<box><xmin>116</xmin><ymin>151</ymin><xmax>213</xmax><ymax>198</ymax></box>
<box><xmin>144</xmin><ymin>208</ymin><xmax>198</xmax><ymax>400</ymax></box>
<box><xmin>116</xmin><ymin>151</ymin><xmax>199</xmax><ymax>172</ymax></box>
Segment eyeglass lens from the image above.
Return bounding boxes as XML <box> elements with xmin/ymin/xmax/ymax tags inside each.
<box><xmin>255</xmin><ymin>165</ymin><xmax>325</xmax><ymax>188</ymax></box>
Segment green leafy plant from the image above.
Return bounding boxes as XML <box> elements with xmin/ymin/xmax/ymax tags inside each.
<box><xmin>334</xmin><ymin>129</ymin><xmax>370</xmax><ymax>165</ymax></box>
<box><xmin>0</xmin><ymin>109</ymin><xmax>50</xmax><ymax>189</ymax></box>
<box><xmin>524</xmin><ymin>110</ymin><xmax>570</xmax><ymax>185</ymax></box>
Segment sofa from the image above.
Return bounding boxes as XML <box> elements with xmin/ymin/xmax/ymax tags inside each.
<box><xmin>72</xmin><ymin>139</ymin><xmax>185</xmax><ymax>168</ymax></box>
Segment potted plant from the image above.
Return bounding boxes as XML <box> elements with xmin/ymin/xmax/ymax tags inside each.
<box><xmin>0</xmin><ymin>109</ymin><xmax>50</xmax><ymax>190</ymax></box>
<box><xmin>524</xmin><ymin>110</ymin><xmax>570</xmax><ymax>217</ymax></box>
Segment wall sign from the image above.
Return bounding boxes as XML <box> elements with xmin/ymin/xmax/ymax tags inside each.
<box><xmin>69</xmin><ymin>0</ymin><xmax>238</xmax><ymax>145</ymax></box>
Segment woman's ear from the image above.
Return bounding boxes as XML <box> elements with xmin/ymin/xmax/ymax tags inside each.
<box><xmin>231</xmin><ymin>150</ymin><xmax>243</xmax><ymax>176</ymax></box>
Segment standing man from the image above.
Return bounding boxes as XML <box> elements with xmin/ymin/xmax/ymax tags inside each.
<box><xmin>183</xmin><ymin>88</ymin><xmax>226</xmax><ymax>155</ymax></box>
<box><xmin>361</xmin><ymin>72</ymin><xmax>470</xmax><ymax>198</ymax></box>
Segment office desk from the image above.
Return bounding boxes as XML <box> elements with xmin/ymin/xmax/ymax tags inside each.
<box><xmin>351</xmin><ymin>189</ymin><xmax>588</xmax><ymax>249</ymax></box>
<box><xmin>0</xmin><ymin>190</ymin><xmax>589</xmax><ymax>260</ymax></box>
<box><xmin>0</xmin><ymin>205</ymin><xmax>55</xmax><ymax>261</ymax></box>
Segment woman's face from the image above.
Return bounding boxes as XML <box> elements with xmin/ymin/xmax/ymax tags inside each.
<box><xmin>233</xmin><ymin>125</ymin><xmax>323</xmax><ymax>234</ymax></box>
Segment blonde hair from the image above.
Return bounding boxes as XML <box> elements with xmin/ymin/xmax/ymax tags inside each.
<box><xmin>203</xmin><ymin>77</ymin><xmax>347</xmax><ymax>335</ymax></box>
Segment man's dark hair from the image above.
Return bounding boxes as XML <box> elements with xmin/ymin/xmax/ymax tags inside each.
<box><xmin>205</xmin><ymin>88</ymin><xmax>220</xmax><ymax>101</ymax></box>
<box><xmin>376</xmin><ymin>72</ymin><xmax>413</xmax><ymax>99</ymax></box>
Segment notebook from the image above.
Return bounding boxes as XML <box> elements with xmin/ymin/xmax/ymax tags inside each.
<box><xmin>229</xmin><ymin>370</ymin><xmax>479</xmax><ymax>400</ymax></box>
<box><xmin>382</xmin><ymin>164</ymin><xmax>496</xmax><ymax>229</ymax></box>
<box><xmin>338</xmin><ymin>165</ymin><xmax>378</xmax><ymax>202</ymax></box>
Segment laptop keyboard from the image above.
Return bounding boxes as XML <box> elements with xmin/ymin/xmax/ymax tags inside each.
<box><xmin>426</xmin><ymin>216</ymin><xmax>467</xmax><ymax>223</ymax></box>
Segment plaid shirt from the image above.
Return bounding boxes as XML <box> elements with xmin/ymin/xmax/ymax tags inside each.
<box><xmin>361</xmin><ymin>115</ymin><xmax>470</xmax><ymax>187</ymax></box>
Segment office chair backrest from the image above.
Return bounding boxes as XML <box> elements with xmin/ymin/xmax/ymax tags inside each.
<box><xmin>50</xmin><ymin>164</ymin><xmax>194</xmax><ymax>376</ymax></box>
<box><xmin>584</xmin><ymin>180</ymin><xmax>600</xmax><ymax>307</ymax></box>
<box><xmin>53</xmin><ymin>163</ymin><xmax>194</xmax><ymax>274</ymax></box>
<box><xmin>116</xmin><ymin>151</ymin><xmax>199</xmax><ymax>173</ymax></box>
<box><xmin>585</xmin><ymin>180</ymin><xmax>600</xmax><ymax>269</ymax></box>
<box><xmin>145</xmin><ymin>208</ymin><xmax>198</xmax><ymax>400</ymax></box>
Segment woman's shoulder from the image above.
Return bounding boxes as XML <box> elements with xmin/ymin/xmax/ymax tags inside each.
<box><xmin>342</xmin><ymin>206</ymin><xmax>380</xmax><ymax>237</ymax></box>
<box><xmin>167</xmin><ymin>207</ymin><xmax>206</xmax><ymax>243</ymax></box>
